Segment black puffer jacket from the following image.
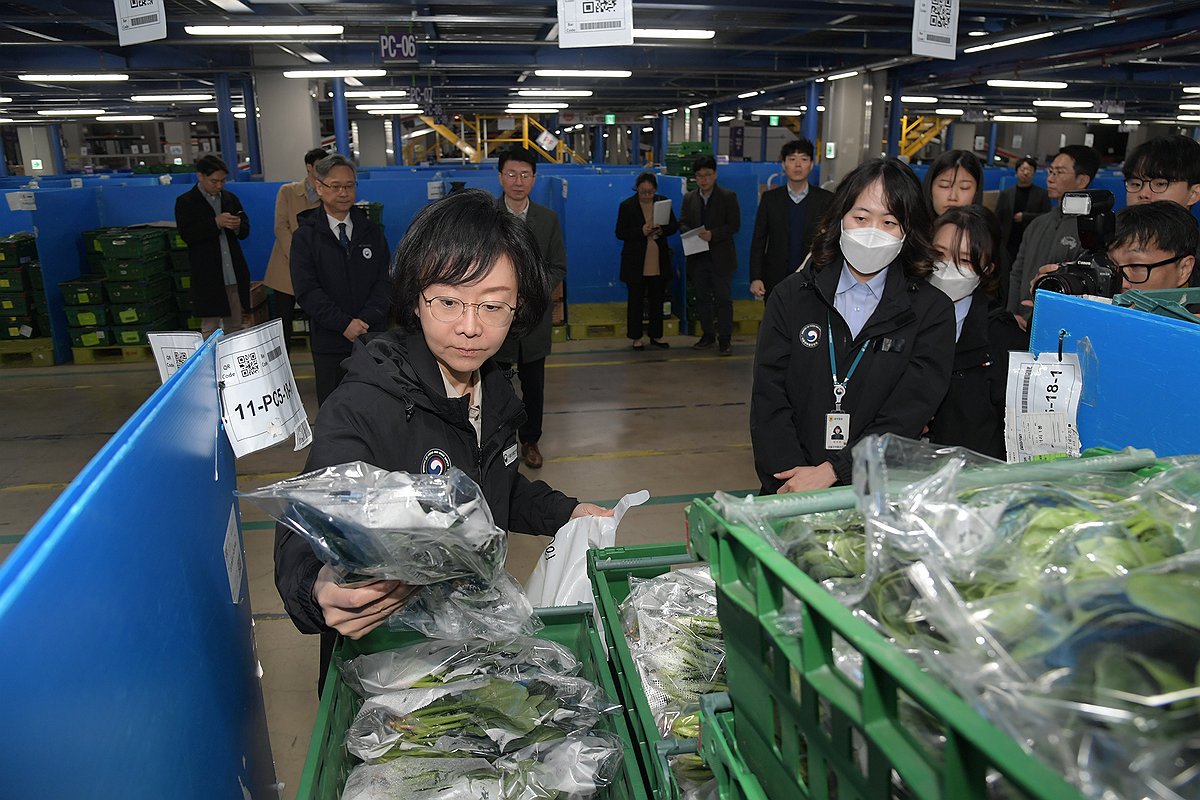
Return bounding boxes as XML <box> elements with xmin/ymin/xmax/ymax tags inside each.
<box><xmin>274</xmin><ymin>329</ymin><xmax>578</xmax><ymax>644</ymax></box>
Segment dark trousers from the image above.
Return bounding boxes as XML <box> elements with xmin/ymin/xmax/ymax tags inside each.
<box><xmin>270</xmin><ymin>290</ymin><xmax>296</xmax><ymax>350</ymax></box>
<box><xmin>499</xmin><ymin>357</ymin><xmax>546</xmax><ymax>444</ymax></box>
<box><xmin>689</xmin><ymin>255</ymin><xmax>733</xmax><ymax>341</ymax></box>
<box><xmin>314</xmin><ymin>351</ymin><xmax>348</xmax><ymax>406</ymax></box>
<box><xmin>626</xmin><ymin>274</ymin><xmax>667</xmax><ymax>341</ymax></box>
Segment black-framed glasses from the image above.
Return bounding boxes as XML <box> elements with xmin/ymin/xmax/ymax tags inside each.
<box><xmin>318</xmin><ymin>179</ymin><xmax>357</xmax><ymax>193</ymax></box>
<box><xmin>422</xmin><ymin>294</ymin><xmax>516</xmax><ymax>326</ymax></box>
<box><xmin>1109</xmin><ymin>253</ymin><xmax>1185</xmax><ymax>284</ymax></box>
<box><xmin>1124</xmin><ymin>177</ymin><xmax>1176</xmax><ymax>194</ymax></box>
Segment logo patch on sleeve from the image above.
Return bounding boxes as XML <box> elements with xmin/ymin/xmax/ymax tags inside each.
<box><xmin>422</xmin><ymin>448</ymin><xmax>451</xmax><ymax>475</ymax></box>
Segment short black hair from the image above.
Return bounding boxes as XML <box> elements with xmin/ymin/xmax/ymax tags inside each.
<box><xmin>922</xmin><ymin>149</ymin><xmax>984</xmax><ymax>213</ymax></box>
<box><xmin>635</xmin><ymin>171</ymin><xmax>658</xmax><ymax>189</ymax></box>
<box><xmin>692</xmin><ymin>154</ymin><xmax>717</xmax><ymax>173</ymax></box>
<box><xmin>933</xmin><ymin>205</ymin><xmax>1002</xmax><ymax>296</ymax></box>
<box><xmin>1058</xmin><ymin>145</ymin><xmax>1101</xmax><ymax>180</ymax></box>
<box><xmin>314</xmin><ymin>154</ymin><xmax>356</xmax><ymax>181</ymax></box>
<box><xmin>391</xmin><ymin>188</ymin><xmax>549</xmax><ymax>336</ymax></box>
<box><xmin>195</xmin><ymin>155</ymin><xmax>228</xmax><ymax>176</ymax></box>
<box><xmin>304</xmin><ymin>147</ymin><xmax>328</xmax><ymax>166</ymax></box>
<box><xmin>1123</xmin><ymin>135</ymin><xmax>1200</xmax><ymax>186</ymax></box>
<box><xmin>498</xmin><ymin>147</ymin><xmax>538</xmax><ymax>174</ymax></box>
<box><xmin>780</xmin><ymin>139</ymin><xmax>815</xmax><ymax>161</ymax></box>
<box><xmin>1109</xmin><ymin>200</ymin><xmax>1200</xmax><ymax>262</ymax></box>
<box><xmin>1016</xmin><ymin>156</ymin><xmax>1038</xmax><ymax>172</ymax></box>
<box><xmin>810</xmin><ymin>157</ymin><xmax>937</xmax><ymax>279</ymax></box>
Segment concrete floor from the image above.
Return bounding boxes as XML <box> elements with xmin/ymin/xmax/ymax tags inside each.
<box><xmin>0</xmin><ymin>332</ymin><xmax>760</xmax><ymax>799</ymax></box>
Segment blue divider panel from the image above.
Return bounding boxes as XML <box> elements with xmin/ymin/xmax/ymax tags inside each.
<box><xmin>0</xmin><ymin>334</ymin><xmax>276</xmax><ymax>798</ymax></box>
<box><xmin>1029</xmin><ymin>291</ymin><xmax>1200</xmax><ymax>456</ymax></box>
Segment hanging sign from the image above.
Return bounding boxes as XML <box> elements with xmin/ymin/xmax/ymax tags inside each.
<box><xmin>912</xmin><ymin>0</ymin><xmax>958</xmax><ymax>60</ymax></box>
<box><xmin>556</xmin><ymin>0</ymin><xmax>633</xmax><ymax>48</ymax></box>
<box><xmin>216</xmin><ymin>319</ymin><xmax>311</xmax><ymax>457</ymax></box>
<box><xmin>114</xmin><ymin>0</ymin><xmax>166</xmax><ymax>46</ymax></box>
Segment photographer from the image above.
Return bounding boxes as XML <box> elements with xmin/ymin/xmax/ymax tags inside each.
<box><xmin>1108</xmin><ymin>201</ymin><xmax>1197</xmax><ymax>296</ymax></box>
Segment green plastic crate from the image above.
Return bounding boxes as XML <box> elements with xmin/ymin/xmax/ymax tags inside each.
<box><xmin>69</xmin><ymin>326</ymin><xmax>113</xmax><ymax>347</ymax></box>
<box><xmin>175</xmin><ymin>291</ymin><xmax>193</xmax><ymax>313</ymax></box>
<box><xmin>588</xmin><ymin>543</ymin><xmax>704</xmax><ymax>800</ymax></box>
<box><xmin>104</xmin><ymin>273</ymin><xmax>172</xmax><ymax>304</ymax></box>
<box><xmin>63</xmin><ymin>304</ymin><xmax>109</xmax><ymax>328</ymax></box>
<box><xmin>0</xmin><ymin>267</ymin><xmax>29</xmax><ymax>292</ymax></box>
<box><xmin>101</xmin><ymin>255</ymin><xmax>169</xmax><ymax>281</ymax></box>
<box><xmin>0</xmin><ymin>233</ymin><xmax>37</xmax><ymax>266</ymax></box>
<box><xmin>169</xmin><ymin>250</ymin><xmax>190</xmax><ymax>271</ymax></box>
<box><xmin>0</xmin><ymin>293</ymin><xmax>32</xmax><ymax>316</ymax></box>
<box><xmin>59</xmin><ymin>277</ymin><xmax>107</xmax><ymax>306</ymax></box>
<box><xmin>27</xmin><ymin>262</ymin><xmax>43</xmax><ymax>292</ymax></box>
<box><xmin>109</xmin><ymin>296</ymin><xmax>174</xmax><ymax>326</ymax></box>
<box><xmin>169</xmin><ymin>229</ymin><xmax>187</xmax><ymax>250</ymax></box>
<box><xmin>0</xmin><ymin>316</ymin><xmax>36</xmax><ymax>340</ymax></box>
<box><xmin>697</xmin><ymin>694</ymin><xmax>770</xmax><ymax>800</ymax></box>
<box><xmin>172</xmin><ymin>272</ymin><xmax>191</xmax><ymax>292</ymax></box>
<box><xmin>82</xmin><ymin>227</ymin><xmax>124</xmax><ymax>255</ymax></box>
<box><xmin>112</xmin><ymin>314</ymin><xmax>173</xmax><ymax>345</ymax></box>
<box><xmin>295</xmin><ymin>605</ymin><xmax>651</xmax><ymax>800</ymax></box>
<box><xmin>97</xmin><ymin>228</ymin><xmax>168</xmax><ymax>260</ymax></box>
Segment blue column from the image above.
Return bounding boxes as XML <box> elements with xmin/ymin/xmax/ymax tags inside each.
<box><xmin>804</xmin><ymin>82</ymin><xmax>820</xmax><ymax>144</ymax></box>
<box><xmin>709</xmin><ymin>111</ymin><xmax>720</xmax><ymax>156</ymax></box>
<box><xmin>332</xmin><ymin>78</ymin><xmax>350</xmax><ymax>157</ymax></box>
<box><xmin>592</xmin><ymin>125</ymin><xmax>605</xmax><ymax>164</ymax></box>
<box><xmin>987</xmin><ymin>122</ymin><xmax>998</xmax><ymax>164</ymax></box>
<box><xmin>760</xmin><ymin>120</ymin><xmax>768</xmax><ymax>162</ymax></box>
<box><xmin>630</xmin><ymin>125</ymin><xmax>641</xmax><ymax>166</ymax></box>
<box><xmin>48</xmin><ymin>124</ymin><xmax>66</xmax><ymax>175</ymax></box>
<box><xmin>659</xmin><ymin>115</ymin><xmax>669</xmax><ymax>166</ymax></box>
<box><xmin>215</xmin><ymin>74</ymin><xmax>238</xmax><ymax>172</ymax></box>
<box><xmin>0</xmin><ymin>134</ymin><xmax>8</xmax><ymax>177</ymax></box>
<box><xmin>887</xmin><ymin>76</ymin><xmax>903</xmax><ymax>159</ymax></box>
<box><xmin>241</xmin><ymin>78</ymin><xmax>262</xmax><ymax>176</ymax></box>
<box><xmin>944</xmin><ymin>120</ymin><xmax>955</xmax><ymax>150</ymax></box>
<box><xmin>392</xmin><ymin>116</ymin><xmax>405</xmax><ymax>166</ymax></box>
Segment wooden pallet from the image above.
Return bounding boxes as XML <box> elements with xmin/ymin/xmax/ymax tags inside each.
<box><xmin>71</xmin><ymin>344</ymin><xmax>154</xmax><ymax>364</ymax></box>
<box><xmin>567</xmin><ymin>317</ymin><xmax>681</xmax><ymax>340</ymax></box>
<box><xmin>0</xmin><ymin>337</ymin><xmax>55</xmax><ymax>368</ymax></box>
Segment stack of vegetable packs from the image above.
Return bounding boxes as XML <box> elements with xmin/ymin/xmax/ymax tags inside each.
<box><xmin>338</xmin><ymin>637</ymin><xmax>625</xmax><ymax>799</ymax></box>
<box><xmin>620</xmin><ymin>568</ymin><xmax>726</xmax><ymax>798</ymax></box>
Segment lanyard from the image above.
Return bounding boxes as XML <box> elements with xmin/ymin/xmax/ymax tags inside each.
<box><xmin>827</xmin><ymin>313</ymin><xmax>870</xmax><ymax>412</ymax></box>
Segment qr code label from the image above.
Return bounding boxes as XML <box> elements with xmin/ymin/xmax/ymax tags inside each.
<box><xmin>237</xmin><ymin>352</ymin><xmax>259</xmax><ymax>378</ymax></box>
<box><xmin>171</xmin><ymin>350</ymin><xmax>190</xmax><ymax>368</ymax></box>
<box><xmin>582</xmin><ymin>0</ymin><xmax>617</xmax><ymax>13</ymax></box>
<box><xmin>929</xmin><ymin>0</ymin><xmax>952</xmax><ymax>27</ymax></box>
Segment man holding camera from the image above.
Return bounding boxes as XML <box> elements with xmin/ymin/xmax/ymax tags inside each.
<box><xmin>1006</xmin><ymin>145</ymin><xmax>1101</xmax><ymax>328</ymax></box>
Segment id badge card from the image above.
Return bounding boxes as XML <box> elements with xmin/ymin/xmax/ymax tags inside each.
<box><xmin>825</xmin><ymin>413</ymin><xmax>850</xmax><ymax>450</ymax></box>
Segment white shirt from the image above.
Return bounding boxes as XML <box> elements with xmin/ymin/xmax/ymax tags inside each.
<box><xmin>833</xmin><ymin>264</ymin><xmax>888</xmax><ymax>340</ymax></box>
<box><xmin>439</xmin><ymin>367</ymin><xmax>483</xmax><ymax>443</ymax></box>
<box><xmin>503</xmin><ymin>196</ymin><xmax>530</xmax><ymax>221</ymax></box>
<box><xmin>327</xmin><ymin>212</ymin><xmax>353</xmax><ymax>242</ymax></box>
<box><xmin>786</xmin><ymin>183</ymin><xmax>810</xmax><ymax>204</ymax></box>
<box><xmin>953</xmin><ymin>294</ymin><xmax>973</xmax><ymax>342</ymax></box>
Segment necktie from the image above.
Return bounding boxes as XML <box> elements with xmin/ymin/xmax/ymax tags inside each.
<box><xmin>338</xmin><ymin>222</ymin><xmax>350</xmax><ymax>253</ymax></box>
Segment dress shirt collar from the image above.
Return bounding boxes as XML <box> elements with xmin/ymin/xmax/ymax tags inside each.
<box><xmin>835</xmin><ymin>263</ymin><xmax>888</xmax><ymax>299</ymax></box>
<box><xmin>327</xmin><ymin>211</ymin><xmax>353</xmax><ymax>240</ymax></box>
<box><xmin>786</xmin><ymin>182</ymin><xmax>809</xmax><ymax>204</ymax></box>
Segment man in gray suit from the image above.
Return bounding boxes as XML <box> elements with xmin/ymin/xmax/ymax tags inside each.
<box><xmin>494</xmin><ymin>147</ymin><xmax>566</xmax><ymax>469</ymax></box>
<box><xmin>681</xmin><ymin>155</ymin><xmax>741</xmax><ymax>355</ymax></box>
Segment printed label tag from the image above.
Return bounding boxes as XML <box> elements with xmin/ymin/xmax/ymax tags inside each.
<box><xmin>503</xmin><ymin>443</ymin><xmax>520</xmax><ymax>466</ymax></box>
<box><xmin>216</xmin><ymin>319</ymin><xmax>312</xmax><ymax>457</ymax></box>
<box><xmin>825</xmin><ymin>412</ymin><xmax>851</xmax><ymax>451</ymax></box>
<box><xmin>1004</xmin><ymin>351</ymin><xmax>1083</xmax><ymax>462</ymax></box>
<box><xmin>148</xmin><ymin>331</ymin><xmax>203</xmax><ymax>384</ymax></box>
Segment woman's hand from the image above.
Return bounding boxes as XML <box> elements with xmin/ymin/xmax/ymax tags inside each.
<box><xmin>571</xmin><ymin>502</ymin><xmax>615</xmax><ymax>518</ymax></box>
<box><xmin>312</xmin><ymin>565</ymin><xmax>417</xmax><ymax>639</ymax></box>
<box><xmin>774</xmin><ymin>462</ymin><xmax>837</xmax><ymax>493</ymax></box>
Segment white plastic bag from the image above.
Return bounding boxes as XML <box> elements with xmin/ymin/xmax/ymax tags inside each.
<box><xmin>525</xmin><ymin>490</ymin><xmax>649</xmax><ymax>607</ymax></box>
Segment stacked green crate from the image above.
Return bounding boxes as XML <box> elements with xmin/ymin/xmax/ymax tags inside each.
<box><xmin>0</xmin><ymin>234</ymin><xmax>42</xmax><ymax>340</ymax></box>
<box><xmin>665</xmin><ymin>141</ymin><xmax>713</xmax><ymax>183</ymax></box>
<box><xmin>60</xmin><ymin>276</ymin><xmax>112</xmax><ymax>346</ymax></box>
<box><xmin>97</xmin><ymin>228</ymin><xmax>175</xmax><ymax>345</ymax></box>
<box><xmin>354</xmin><ymin>200</ymin><xmax>385</xmax><ymax>225</ymax></box>
<box><xmin>168</xmin><ymin>229</ymin><xmax>194</xmax><ymax>328</ymax></box>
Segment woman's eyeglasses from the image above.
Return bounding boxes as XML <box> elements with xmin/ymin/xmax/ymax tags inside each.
<box><xmin>422</xmin><ymin>295</ymin><xmax>516</xmax><ymax>326</ymax></box>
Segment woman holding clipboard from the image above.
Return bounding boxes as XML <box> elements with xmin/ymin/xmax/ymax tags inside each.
<box><xmin>615</xmin><ymin>172</ymin><xmax>678</xmax><ymax>350</ymax></box>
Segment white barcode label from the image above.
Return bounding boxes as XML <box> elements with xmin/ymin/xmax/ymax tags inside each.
<box><xmin>217</xmin><ymin>318</ymin><xmax>311</xmax><ymax>458</ymax></box>
<box><xmin>114</xmin><ymin>0</ymin><xmax>166</xmax><ymax>46</ymax></box>
<box><xmin>557</xmin><ymin>0</ymin><xmax>631</xmax><ymax>48</ymax></box>
<box><xmin>911</xmin><ymin>0</ymin><xmax>958</xmax><ymax>59</ymax></box>
<box><xmin>1004</xmin><ymin>351</ymin><xmax>1083</xmax><ymax>462</ymax></box>
<box><xmin>129</xmin><ymin>12</ymin><xmax>157</xmax><ymax>25</ymax></box>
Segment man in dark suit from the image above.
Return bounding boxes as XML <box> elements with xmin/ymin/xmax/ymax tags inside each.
<box><xmin>494</xmin><ymin>148</ymin><xmax>567</xmax><ymax>469</ymax></box>
<box><xmin>749</xmin><ymin>139</ymin><xmax>833</xmax><ymax>301</ymax></box>
<box><xmin>681</xmin><ymin>155</ymin><xmax>741</xmax><ymax>356</ymax></box>
<box><xmin>174</xmin><ymin>155</ymin><xmax>251</xmax><ymax>338</ymax></box>
<box><xmin>994</xmin><ymin>156</ymin><xmax>1050</xmax><ymax>265</ymax></box>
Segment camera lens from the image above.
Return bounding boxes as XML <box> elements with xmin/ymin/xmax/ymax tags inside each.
<box><xmin>1032</xmin><ymin>273</ymin><xmax>1085</xmax><ymax>295</ymax></box>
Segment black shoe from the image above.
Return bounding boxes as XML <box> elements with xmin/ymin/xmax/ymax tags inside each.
<box><xmin>692</xmin><ymin>335</ymin><xmax>715</xmax><ymax>350</ymax></box>
<box><xmin>649</xmin><ymin>339</ymin><xmax>670</xmax><ymax>349</ymax></box>
<box><xmin>718</xmin><ymin>340</ymin><xmax>732</xmax><ymax>356</ymax></box>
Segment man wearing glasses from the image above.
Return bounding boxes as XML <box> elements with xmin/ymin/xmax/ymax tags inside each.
<box><xmin>1123</xmin><ymin>135</ymin><xmax>1200</xmax><ymax>289</ymax></box>
<box><xmin>291</xmin><ymin>154</ymin><xmax>392</xmax><ymax>405</ymax></box>
<box><xmin>493</xmin><ymin>147</ymin><xmax>567</xmax><ymax>470</ymax></box>
<box><xmin>1107</xmin><ymin>202</ymin><xmax>1197</xmax><ymax>299</ymax></box>
<box><xmin>1007</xmin><ymin>144</ymin><xmax>1101</xmax><ymax>328</ymax></box>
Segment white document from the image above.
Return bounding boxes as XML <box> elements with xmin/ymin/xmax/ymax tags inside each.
<box><xmin>5</xmin><ymin>192</ymin><xmax>36</xmax><ymax>212</ymax></box>
<box><xmin>216</xmin><ymin>319</ymin><xmax>312</xmax><ymax>458</ymax></box>
<box><xmin>556</xmin><ymin>0</ymin><xmax>633</xmax><ymax>48</ymax></box>
<box><xmin>1004</xmin><ymin>351</ymin><xmax>1083</xmax><ymax>463</ymax></box>
<box><xmin>147</xmin><ymin>331</ymin><xmax>203</xmax><ymax>384</ymax></box>
<box><xmin>653</xmin><ymin>199</ymin><xmax>672</xmax><ymax>227</ymax></box>
<box><xmin>911</xmin><ymin>0</ymin><xmax>958</xmax><ymax>60</ymax></box>
<box><xmin>113</xmin><ymin>0</ymin><xmax>166</xmax><ymax>46</ymax></box>
<box><xmin>681</xmin><ymin>227</ymin><xmax>710</xmax><ymax>256</ymax></box>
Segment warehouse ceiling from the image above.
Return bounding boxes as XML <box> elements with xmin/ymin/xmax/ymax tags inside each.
<box><xmin>0</xmin><ymin>0</ymin><xmax>1199</xmax><ymax>127</ymax></box>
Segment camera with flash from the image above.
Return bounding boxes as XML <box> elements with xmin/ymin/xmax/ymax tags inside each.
<box><xmin>1031</xmin><ymin>190</ymin><xmax>1121</xmax><ymax>298</ymax></box>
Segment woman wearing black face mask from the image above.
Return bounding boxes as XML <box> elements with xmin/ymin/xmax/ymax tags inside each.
<box><xmin>750</xmin><ymin>158</ymin><xmax>956</xmax><ymax>494</ymax></box>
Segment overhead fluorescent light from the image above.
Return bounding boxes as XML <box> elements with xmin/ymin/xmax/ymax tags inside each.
<box><xmin>367</xmin><ymin>109</ymin><xmax>421</xmax><ymax>116</ymax></box>
<box><xmin>826</xmin><ymin>70</ymin><xmax>859</xmax><ymax>81</ymax></box>
<box><xmin>404</xmin><ymin>128</ymin><xmax>434</xmax><ymax>139</ymax></box>
<box><xmin>206</xmin><ymin>0</ymin><xmax>254</xmax><ymax>12</ymax></box>
<box><xmin>185</xmin><ymin>24</ymin><xmax>343</xmax><ymax>35</ymax></box>
<box><xmin>355</xmin><ymin>103</ymin><xmax>421</xmax><ymax>111</ymax></box>
<box><xmin>1177</xmin><ymin>114</ymin><xmax>1200</xmax><ymax>122</ymax></box>
<box><xmin>504</xmin><ymin>107</ymin><xmax>560</xmax><ymax>114</ymax></box>
<box><xmin>1060</xmin><ymin>111</ymin><xmax>1108</xmax><ymax>119</ymax></box>
<box><xmin>1032</xmin><ymin>99</ymin><xmax>1093</xmax><ymax>108</ymax></box>
<box><xmin>100</xmin><ymin>115</ymin><xmax>157</xmax><ymax>121</ymax></box>
<box><xmin>642</xmin><ymin>126</ymin><xmax>655</xmax><ymax>132</ymax></box>
<box><xmin>200</xmin><ymin>106</ymin><xmax>247</xmax><ymax>113</ymax></box>
<box><xmin>0</xmin><ymin>97</ymin><xmax>11</xmax><ymax>103</ymax></box>
<box><xmin>533</xmin><ymin>69</ymin><xmax>631</xmax><ymax>78</ymax></box>
<box><xmin>131</xmin><ymin>94</ymin><xmax>212</xmax><ymax>102</ymax></box>
<box><xmin>632</xmin><ymin>28</ymin><xmax>715</xmax><ymax>39</ymax></box>
<box><xmin>964</xmin><ymin>31</ymin><xmax>1054</xmax><ymax>53</ymax></box>
<box><xmin>641</xmin><ymin>114</ymin><xmax>656</xmax><ymax>119</ymax></box>
<box><xmin>901</xmin><ymin>95</ymin><xmax>937</xmax><ymax>103</ymax></box>
<box><xmin>688</xmin><ymin>101</ymin><xmax>708</xmax><ymax>109</ymax></box>
<box><xmin>38</xmin><ymin>108</ymin><xmax>107</xmax><ymax>116</ymax></box>
<box><xmin>517</xmin><ymin>89</ymin><xmax>592</xmax><ymax>97</ymax></box>
<box><xmin>717</xmin><ymin>115</ymin><xmax>734</xmax><ymax>123</ymax></box>
<box><xmin>750</xmin><ymin>109</ymin><xmax>802</xmax><ymax>116</ymax></box>
<box><xmin>20</xmin><ymin>73</ymin><xmax>129</xmax><ymax>82</ymax></box>
<box><xmin>508</xmin><ymin>101</ymin><xmax>569</xmax><ymax>109</ymax></box>
<box><xmin>935</xmin><ymin>108</ymin><xmax>964</xmax><ymax>115</ymax></box>
<box><xmin>0</xmin><ymin>119</ymin><xmax>13</xmax><ymax>124</ymax></box>
<box><xmin>987</xmin><ymin>79</ymin><xmax>1069</xmax><ymax>89</ymax></box>
<box><xmin>346</xmin><ymin>90</ymin><xmax>407</xmax><ymax>98</ymax></box>
<box><xmin>968</xmin><ymin>30</ymin><xmax>988</xmax><ymax>37</ymax></box>
<box><xmin>1098</xmin><ymin>119</ymin><xmax>1121</xmax><ymax>125</ymax></box>
<box><xmin>1122</xmin><ymin>120</ymin><xmax>1141</xmax><ymax>125</ymax></box>
<box><xmin>737</xmin><ymin>90</ymin><xmax>761</xmax><ymax>99</ymax></box>
<box><xmin>992</xmin><ymin>115</ymin><xmax>1038</xmax><ymax>122</ymax></box>
<box><xmin>1179</xmin><ymin>103</ymin><xmax>1200</xmax><ymax>111</ymax></box>
<box><xmin>661</xmin><ymin>108</ymin><xmax>679</xmax><ymax>115</ymax></box>
<box><xmin>234</xmin><ymin>113</ymin><xmax>247</xmax><ymax>119</ymax></box>
<box><xmin>283</xmin><ymin>69</ymin><xmax>386</xmax><ymax>78</ymax></box>
<box><xmin>1185</xmin><ymin>87</ymin><xmax>1200</xmax><ymax>94</ymax></box>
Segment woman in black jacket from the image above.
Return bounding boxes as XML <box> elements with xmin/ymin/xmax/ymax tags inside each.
<box><xmin>750</xmin><ymin>158</ymin><xmax>956</xmax><ymax>494</ymax></box>
<box><xmin>274</xmin><ymin>189</ymin><xmax>611</xmax><ymax>690</ymax></box>
<box><xmin>615</xmin><ymin>172</ymin><xmax>679</xmax><ymax>349</ymax></box>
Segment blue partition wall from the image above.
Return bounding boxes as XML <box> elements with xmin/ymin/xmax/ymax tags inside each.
<box><xmin>0</xmin><ymin>335</ymin><xmax>277</xmax><ymax>799</ymax></box>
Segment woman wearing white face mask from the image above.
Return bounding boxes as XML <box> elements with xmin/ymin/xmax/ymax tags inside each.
<box><xmin>750</xmin><ymin>158</ymin><xmax>956</xmax><ymax>494</ymax></box>
<box><xmin>925</xmin><ymin>205</ymin><xmax>1009</xmax><ymax>459</ymax></box>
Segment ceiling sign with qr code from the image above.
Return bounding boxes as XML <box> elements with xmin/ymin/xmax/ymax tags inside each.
<box><xmin>556</xmin><ymin>0</ymin><xmax>632</xmax><ymax>48</ymax></box>
<box><xmin>912</xmin><ymin>0</ymin><xmax>958</xmax><ymax>60</ymax></box>
<box><xmin>113</xmin><ymin>0</ymin><xmax>166</xmax><ymax>46</ymax></box>
<box><xmin>216</xmin><ymin>319</ymin><xmax>312</xmax><ymax>458</ymax></box>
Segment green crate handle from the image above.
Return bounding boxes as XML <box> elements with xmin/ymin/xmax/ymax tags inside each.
<box><xmin>595</xmin><ymin>553</ymin><xmax>697</xmax><ymax>572</ymax></box>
